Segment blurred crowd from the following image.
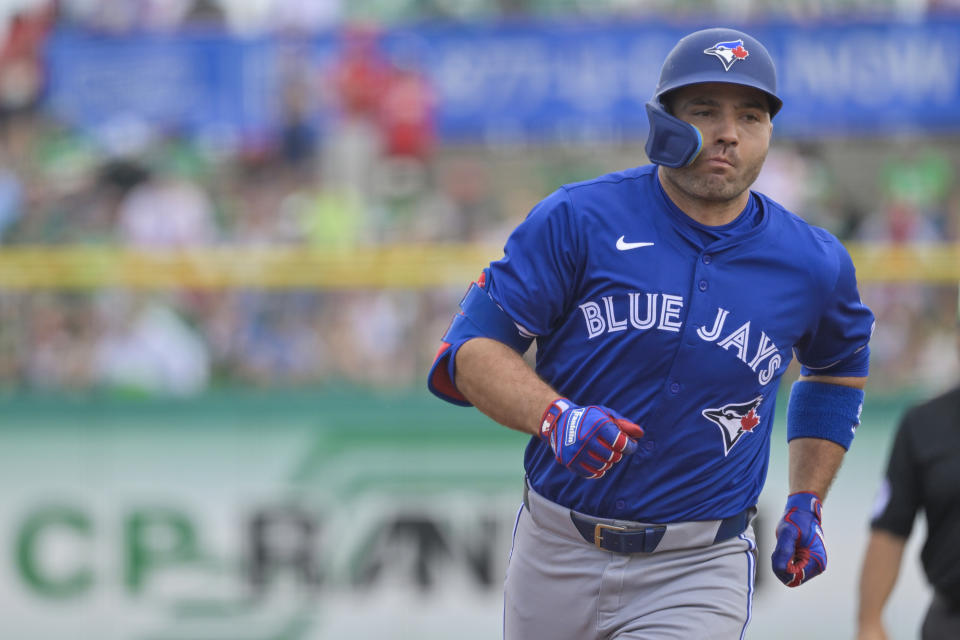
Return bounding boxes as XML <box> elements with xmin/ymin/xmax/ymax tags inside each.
<box><xmin>16</xmin><ymin>0</ymin><xmax>960</xmax><ymax>35</ymax></box>
<box><xmin>0</xmin><ymin>2</ymin><xmax>957</xmax><ymax>397</ymax></box>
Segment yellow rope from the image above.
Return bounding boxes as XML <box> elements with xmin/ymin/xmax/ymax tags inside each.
<box><xmin>0</xmin><ymin>244</ymin><xmax>953</xmax><ymax>289</ymax></box>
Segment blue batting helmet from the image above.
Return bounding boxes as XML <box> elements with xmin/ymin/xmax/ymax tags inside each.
<box><xmin>645</xmin><ymin>27</ymin><xmax>782</xmax><ymax>168</ymax></box>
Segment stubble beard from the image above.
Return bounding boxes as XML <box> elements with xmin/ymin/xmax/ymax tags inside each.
<box><xmin>666</xmin><ymin>150</ymin><xmax>767</xmax><ymax>205</ymax></box>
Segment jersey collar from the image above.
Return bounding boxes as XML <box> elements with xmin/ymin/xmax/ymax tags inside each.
<box><xmin>652</xmin><ymin>168</ymin><xmax>770</xmax><ymax>252</ymax></box>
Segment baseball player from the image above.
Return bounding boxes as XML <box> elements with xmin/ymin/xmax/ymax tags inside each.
<box><xmin>428</xmin><ymin>27</ymin><xmax>874</xmax><ymax>639</ymax></box>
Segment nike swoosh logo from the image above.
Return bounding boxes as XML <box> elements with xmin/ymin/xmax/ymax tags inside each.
<box><xmin>616</xmin><ymin>236</ymin><xmax>655</xmax><ymax>251</ymax></box>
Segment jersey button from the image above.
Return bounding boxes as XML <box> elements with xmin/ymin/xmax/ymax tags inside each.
<box><xmin>702</xmin><ymin>254</ymin><xmax>712</xmax><ymax>264</ymax></box>
<box><xmin>669</xmin><ymin>382</ymin><xmax>680</xmax><ymax>393</ymax></box>
<box><xmin>643</xmin><ymin>441</ymin><xmax>656</xmax><ymax>453</ymax></box>
<box><xmin>615</xmin><ymin>499</ymin><xmax>626</xmax><ymax>510</ymax></box>
<box><xmin>698</xmin><ymin>280</ymin><xmax>708</xmax><ymax>291</ymax></box>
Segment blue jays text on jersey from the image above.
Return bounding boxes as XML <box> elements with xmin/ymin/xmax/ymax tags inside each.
<box><xmin>433</xmin><ymin>163</ymin><xmax>874</xmax><ymax>525</ymax></box>
<box><xmin>577</xmin><ymin>290</ymin><xmax>783</xmax><ymax>386</ymax></box>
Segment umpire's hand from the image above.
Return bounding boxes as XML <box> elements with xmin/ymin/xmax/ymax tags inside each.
<box><xmin>539</xmin><ymin>398</ymin><xmax>645</xmax><ymax>479</ymax></box>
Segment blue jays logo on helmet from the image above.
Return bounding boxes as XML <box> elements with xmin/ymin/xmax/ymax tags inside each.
<box><xmin>701</xmin><ymin>396</ymin><xmax>763</xmax><ymax>456</ymax></box>
<box><xmin>703</xmin><ymin>39</ymin><xmax>750</xmax><ymax>71</ymax></box>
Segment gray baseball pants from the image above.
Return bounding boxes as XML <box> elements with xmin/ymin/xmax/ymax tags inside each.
<box><xmin>504</xmin><ymin>482</ymin><xmax>757</xmax><ymax>640</ymax></box>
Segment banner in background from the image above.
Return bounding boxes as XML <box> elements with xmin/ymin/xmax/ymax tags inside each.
<box><xmin>0</xmin><ymin>389</ymin><xmax>928</xmax><ymax>640</ymax></box>
<box><xmin>0</xmin><ymin>390</ymin><xmax>526</xmax><ymax>640</ymax></box>
<box><xmin>43</xmin><ymin>19</ymin><xmax>960</xmax><ymax>145</ymax></box>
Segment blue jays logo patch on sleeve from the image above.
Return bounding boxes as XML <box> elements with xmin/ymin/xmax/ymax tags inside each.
<box><xmin>701</xmin><ymin>396</ymin><xmax>763</xmax><ymax>455</ymax></box>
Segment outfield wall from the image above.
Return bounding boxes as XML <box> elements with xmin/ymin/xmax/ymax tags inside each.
<box><xmin>0</xmin><ymin>387</ymin><xmax>931</xmax><ymax>639</ymax></box>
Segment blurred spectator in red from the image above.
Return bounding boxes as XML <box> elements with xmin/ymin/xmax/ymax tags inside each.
<box><xmin>379</xmin><ymin>63</ymin><xmax>435</xmax><ymax>162</ymax></box>
<box><xmin>0</xmin><ymin>2</ymin><xmax>54</xmax><ymax>122</ymax></box>
<box><xmin>333</xmin><ymin>24</ymin><xmax>390</xmax><ymax>121</ymax></box>
<box><xmin>323</xmin><ymin>24</ymin><xmax>389</xmax><ymax>204</ymax></box>
<box><xmin>372</xmin><ymin>60</ymin><xmax>437</xmax><ymax>241</ymax></box>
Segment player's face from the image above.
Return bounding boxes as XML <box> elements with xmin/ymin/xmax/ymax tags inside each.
<box><xmin>661</xmin><ymin>82</ymin><xmax>773</xmax><ymax>204</ymax></box>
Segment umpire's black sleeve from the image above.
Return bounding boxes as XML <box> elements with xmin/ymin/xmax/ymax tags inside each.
<box><xmin>870</xmin><ymin>410</ymin><xmax>921</xmax><ymax>538</ymax></box>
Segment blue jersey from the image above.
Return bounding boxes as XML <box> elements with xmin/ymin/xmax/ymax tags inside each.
<box><xmin>486</xmin><ymin>164</ymin><xmax>874</xmax><ymax>523</ymax></box>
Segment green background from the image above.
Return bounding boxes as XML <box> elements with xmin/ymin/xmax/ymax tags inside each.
<box><xmin>0</xmin><ymin>387</ymin><xmax>933</xmax><ymax>639</ymax></box>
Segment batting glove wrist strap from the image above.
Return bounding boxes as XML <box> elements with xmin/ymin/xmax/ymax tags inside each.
<box><xmin>538</xmin><ymin>398</ymin><xmax>644</xmax><ymax>480</ymax></box>
<box><xmin>771</xmin><ymin>491</ymin><xmax>826</xmax><ymax>588</ymax></box>
<box><xmin>538</xmin><ymin>398</ymin><xmax>571</xmax><ymax>440</ymax></box>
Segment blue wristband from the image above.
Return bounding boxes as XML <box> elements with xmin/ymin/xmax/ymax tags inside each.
<box><xmin>786</xmin><ymin>380</ymin><xmax>865</xmax><ymax>450</ymax></box>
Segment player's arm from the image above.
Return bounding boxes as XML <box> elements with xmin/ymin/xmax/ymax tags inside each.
<box><xmin>771</xmin><ymin>372</ymin><xmax>867</xmax><ymax>588</ymax></box>
<box><xmin>455</xmin><ymin>335</ymin><xmax>644</xmax><ymax>480</ymax></box>
<box><xmin>771</xmin><ymin>235</ymin><xmax>874</xmax><ymax>587</ymax></box>
<box><xmin>455</xmin><ymin>337</ymin><xmax>556</xmax><ymax>437</ymax></box>
<box><xmin>787</xmin><ymin>374</ymin><xmax>866</xmax><ymax>497</ymax></box>
<box><xmin>456</xmin><ymin>335</ymin><xmax>645</xmax><ymax>479</ymax></box>
<box><xmin>856</xmin><ymin>528</ymin><xmax>906</xmax><ymax>640</ymax></box>
<box><xmin>427</xmin><ymin>273</ymin><xmax>643</xmax><ymax>480</ymax></box>
<box><xmin>428</xmin><ymin>189</ymin><xmax>643</xmax><ymax>479</ymax></box>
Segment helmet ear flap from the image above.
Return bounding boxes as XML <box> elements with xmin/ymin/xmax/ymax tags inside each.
<box><xmin>644</xmin><ymin>101</ymin><xmax>703</xmax><ymax>168</ymax></box>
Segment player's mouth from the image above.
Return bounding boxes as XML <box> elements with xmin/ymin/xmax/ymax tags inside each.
<box><xmin>702</xmin><ymin>155</ymin><xmax>736</xmax><ymax>168</ymax></box>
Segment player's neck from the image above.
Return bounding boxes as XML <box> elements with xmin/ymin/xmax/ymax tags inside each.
<box><xmin>657</xmin><ymin>166</ymin><xmax>751</xmax><ymax>227</ymax></box>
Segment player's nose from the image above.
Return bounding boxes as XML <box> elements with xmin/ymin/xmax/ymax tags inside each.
<box><xmin>712</xmin><ymin>110</ymin><xmax>739</xmax><ymax>146</ymax></box>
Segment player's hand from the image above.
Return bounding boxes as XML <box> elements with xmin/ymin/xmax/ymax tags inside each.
<box><xmin>771</xmin><ymin>491</ymin><xmax>826</xmax><ymax>587</ymax></box>
<box><xmin>538</xmin><ymin>398</ymin><xmax>644</xmax><ymax>479</ymax></box>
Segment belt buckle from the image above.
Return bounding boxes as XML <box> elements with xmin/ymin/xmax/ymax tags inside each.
<box><xmin>593</xmin><ymin>522</ymin><xmax>628</xmax><ymax>549</ymax></box>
